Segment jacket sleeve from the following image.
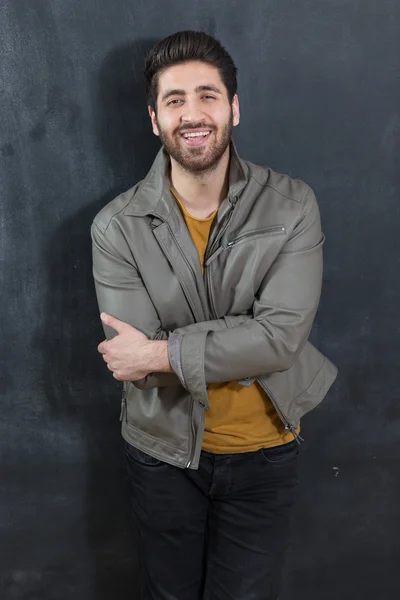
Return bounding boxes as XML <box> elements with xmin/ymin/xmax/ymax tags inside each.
<box><xmin>173</xmin><ymin>187</ymin><xmax>324</xmax><ymax>404</ymax></box>
<box><xmin>91</xmin><ymin>221</ymin><xmax>251</xmax><ymax>389</ymax></box>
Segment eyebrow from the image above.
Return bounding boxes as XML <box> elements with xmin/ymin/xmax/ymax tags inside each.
<box><xmin>161</xmin><ymin>84</ymin><xmax>223</xmax><ymax>102</ymax></box>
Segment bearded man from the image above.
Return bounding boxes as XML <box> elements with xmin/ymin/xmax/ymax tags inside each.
<box><xmin>92</xmin><ymin>30</ymin><xmax>337</xmax><ymax>600</ymax></box>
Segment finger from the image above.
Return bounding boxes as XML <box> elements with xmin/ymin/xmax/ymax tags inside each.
<box><xmin>101</xmin><ymin>312</ymin><xmax>127</xmax><ymax>334</ymax></box>
<box><xmin>98</xmin><ymin>341</ymin><xmax>107</xmax><ymax>354</ymax></box>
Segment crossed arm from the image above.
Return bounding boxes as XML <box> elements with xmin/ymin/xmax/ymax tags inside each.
<box><xmin>92</xmin><ymin>186</ymin><xmax>323</xmax><ymax>395</ymax></box>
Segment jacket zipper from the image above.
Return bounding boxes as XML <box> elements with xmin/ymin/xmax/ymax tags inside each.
<box><xmin>186</xmin><ymin>400</ymin><xmax>195</xmax><ymax>468</ymax></box>
<box><xmin>120</xmin><ymin>383</ymin><xmax>128</xmax><ymax>423</ymax></box>
<box><xmin>256</xmin><ymin>377</ymin><xmax>304</xmax><ymax>444</ymax></box>
<box><xmin>184</xmin><ymin>199</ymin><xmax>238</xmax><ymax>466</ymax></box>
<box><xmin>207</xmin><ymin>263</ymin><xmax>217</xmax><ymax>318</ymax></box>
<box><xmin>204</xmin><ymin>198</ymin><xmax>237</xmax><ymax>318</ymax></box>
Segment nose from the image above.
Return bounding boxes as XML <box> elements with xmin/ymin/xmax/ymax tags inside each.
<box><xmin>180</xmin><ymin>97</ymin><xmax>205</xmax><ymax>124</ymax></box>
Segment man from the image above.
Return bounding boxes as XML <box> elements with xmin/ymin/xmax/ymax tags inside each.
<box><xmin>92</xmin><ymin>30</ymin><xmax>337</xmax><ymax>600</ymax></box>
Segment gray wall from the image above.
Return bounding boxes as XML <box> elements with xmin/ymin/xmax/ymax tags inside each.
<box><xmin>1</xmin><ymin>1</ymin><xmax>399</xmax><ymax>598</ymax></box>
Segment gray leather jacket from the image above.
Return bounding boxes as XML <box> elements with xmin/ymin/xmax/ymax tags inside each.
<box><xmin>91</xmin><ymin>144</ymin><xmax>337</xmax><ymax>470</ymax></box>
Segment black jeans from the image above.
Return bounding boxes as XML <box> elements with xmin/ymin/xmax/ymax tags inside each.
<box><xmin>125</xmin><ymin>440</ymin><xmax>299</xmax><ymax>600</ymax></box>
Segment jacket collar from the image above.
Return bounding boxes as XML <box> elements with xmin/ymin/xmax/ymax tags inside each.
<box><xmin>124</xmin><ymin>141</ymin><xmax>249</xmax><ymax>219</ymax></box>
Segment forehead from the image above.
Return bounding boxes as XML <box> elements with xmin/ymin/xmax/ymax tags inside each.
<box><xmin>157</xmin><ymin>61</ymin><xmax>226</xmax><ymax>95</ymax></box>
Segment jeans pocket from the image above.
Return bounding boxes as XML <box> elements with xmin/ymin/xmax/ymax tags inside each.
<box><xmin>260</xmin><ymin>440</ymin><xmax>299</xmax><ymax>464</ymax></box>
<box><xmin>125</xmin><ymin>442</ymin><xmax>163</xmax><ymax>467</ymax></box>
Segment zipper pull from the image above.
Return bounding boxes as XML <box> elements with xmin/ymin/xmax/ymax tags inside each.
<box><xmin>205</xmin><ymin>246</ymin><xmax>225</xmax><ymax>267</ymax></box>
<box><xmin>285</xmin><ymin>423</ymin><xmax>304</xmax><ymax>445</ymax></box>
<box><xmin>205</xmin><ymin>237</ymin><xmax>238</xmax><ymax>267</ymax></box>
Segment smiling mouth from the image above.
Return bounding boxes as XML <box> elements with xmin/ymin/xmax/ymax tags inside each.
<box><xmin>179</xmin><ymin>130</ymin><xmax>212</xmax><ymax>147</ymax></box>
<box><xmin>181</xmin><ymin>130</ymin><xmax>211</xmax><ymax>139</ymax></box>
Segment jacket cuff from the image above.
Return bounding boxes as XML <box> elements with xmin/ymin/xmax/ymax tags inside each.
<box><xmin>180</xmin><ymin>331</ymin><xmax>209</xmax><ymax>410</ymax></box>
<box><xmin>168</xmin><ymin>333</ymin><xmax>187</xmax><ymax>390</ymax></box>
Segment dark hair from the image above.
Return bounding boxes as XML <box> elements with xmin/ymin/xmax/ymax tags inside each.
<box><xmin>144</xmin><ymin>30</ymin><xmax>238</xmax><ymax>109</ymax></box>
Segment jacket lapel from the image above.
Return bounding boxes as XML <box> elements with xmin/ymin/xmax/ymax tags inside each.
<box><xmin>152</xmin><ymin>203</ymin><xmax>210</xmax><ymax>323</ymax></box>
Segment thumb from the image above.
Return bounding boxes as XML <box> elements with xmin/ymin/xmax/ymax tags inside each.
<box><xmin>100</xmin><ymin>312</ymin><xmax>128</xmax><ymax>334</ymax></box>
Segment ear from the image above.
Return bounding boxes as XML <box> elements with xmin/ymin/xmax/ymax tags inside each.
<box><xmin>148</xmin><ymin>106</ymin><xmax>160</xmax><ymax>137</ymax></box>
<box><xmin>232</xmin><ymin>94</ymin><xmax>240</xmax><ymax>127</ymax></box>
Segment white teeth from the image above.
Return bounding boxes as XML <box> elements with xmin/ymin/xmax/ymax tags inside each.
<box><xmin>183</xmin><ymin>131</ymin><xmax>210</xmax><ymax>138</ymax></box>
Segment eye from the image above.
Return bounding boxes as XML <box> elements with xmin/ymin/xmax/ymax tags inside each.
<box><xmin>167</xmin><ymin>98</ymin><xmax>184</xmax><ymax>106</ymax></box>
<box><xmin>202</xmin><ymin>95</ymin><xmax>216</xmax><ymax>100</ymax></box>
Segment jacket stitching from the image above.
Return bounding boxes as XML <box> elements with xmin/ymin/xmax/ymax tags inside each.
<box><xmin>125</xmin><ymin>420</ymin><xmax>187</xmax><ymax>451</ymax></box>
<box><xmin>290</xmin><ymin>357</ymin><xmax>326</xmax><ymax>406</ymax></box>
<box><xmin>248</xmin><ymin>173</ymin><xmax>310</xmax><ymax>205</ymax></box>
<box><xmin>94</xmin><ymin>195</ymin><xmax>134</xmax><ymax>234</ymax></box>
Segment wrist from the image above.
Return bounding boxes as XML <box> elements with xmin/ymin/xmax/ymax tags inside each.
<box><xmin>145</xmin><ymin>340</ymin><xmax>174</xmax><ymax>374</ymax></box>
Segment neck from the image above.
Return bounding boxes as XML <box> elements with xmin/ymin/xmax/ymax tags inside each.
<box><xmin>169</xmin><ymin>147</ymin><xmax>230</xmax><ymax>219</ymax></box>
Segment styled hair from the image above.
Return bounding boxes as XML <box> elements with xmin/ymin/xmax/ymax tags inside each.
<box><xmin>144</xmin><ymin>30</ymin><xmax>238</xmax><ymax>109</ymax></box>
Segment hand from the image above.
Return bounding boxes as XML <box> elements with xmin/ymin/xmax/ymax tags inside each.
<box><xmin>97</xmin><ymin>313</ymin><xmax>151</xmax><ymax>381</ymax></box>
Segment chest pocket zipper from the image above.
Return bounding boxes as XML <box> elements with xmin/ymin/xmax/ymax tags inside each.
<box><xmin>227</xmin><ymin>224</ymin><xmax>286</xmax><ymax>248</ymax></box>
<box><xmin>205</xmin><ymin>225</ymin><xmax>286</xmax><ymax>267</ymax></box>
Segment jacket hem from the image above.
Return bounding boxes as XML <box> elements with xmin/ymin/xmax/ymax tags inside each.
<box><xmin>121</xmin><ymin>420</ymin><xmax>190</xmax><ymax>469</ymax></box>
<box><xmin>287</xmin><ymin>357</ymin><xmax>338</xmax><ymax>426</ymax></box>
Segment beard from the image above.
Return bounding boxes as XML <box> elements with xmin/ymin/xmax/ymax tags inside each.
<box><xmin>156</xmin><ymin>111</ymin><xmax>233</xmax><ymax>174</ymax></box>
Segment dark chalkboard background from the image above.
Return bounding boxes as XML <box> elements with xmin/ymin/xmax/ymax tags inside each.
<box><xmin>1</xmin><ymin>1</ymin><xmax>399</xmax><ymax>598</ymax></box>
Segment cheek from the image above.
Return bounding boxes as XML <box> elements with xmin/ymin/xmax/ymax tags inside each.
<box><xmin>157</xmin><ymin>112</ymin><xmax>178</xmax><ymax>134</ymax></box>
<box><xmin>212</xmin><ymin>107</ymin><xmax>233</xmax><ymax>129</ymax></box>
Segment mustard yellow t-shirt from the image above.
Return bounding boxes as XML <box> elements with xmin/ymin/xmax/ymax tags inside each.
<box><xmin>173</xmin><ymin>190</ymin><xmax>296</xmax><ymax>453</ymax></box>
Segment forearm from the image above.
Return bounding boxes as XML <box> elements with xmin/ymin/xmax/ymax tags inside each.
<box><xmin>92</xmin><ymin>220</ymin><xmax>251</xmax><ymax>389</ymax></box>
<box><xmin>133</xmin><ymin>314</ymin><xmax>253</xmax><ymax>390</ymax></box>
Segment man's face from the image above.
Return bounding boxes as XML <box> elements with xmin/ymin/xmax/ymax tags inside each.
<box><xmin>148</xmin><ymin>61</ymin><xmax>240</xmax><ymax>173</ymax></box>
